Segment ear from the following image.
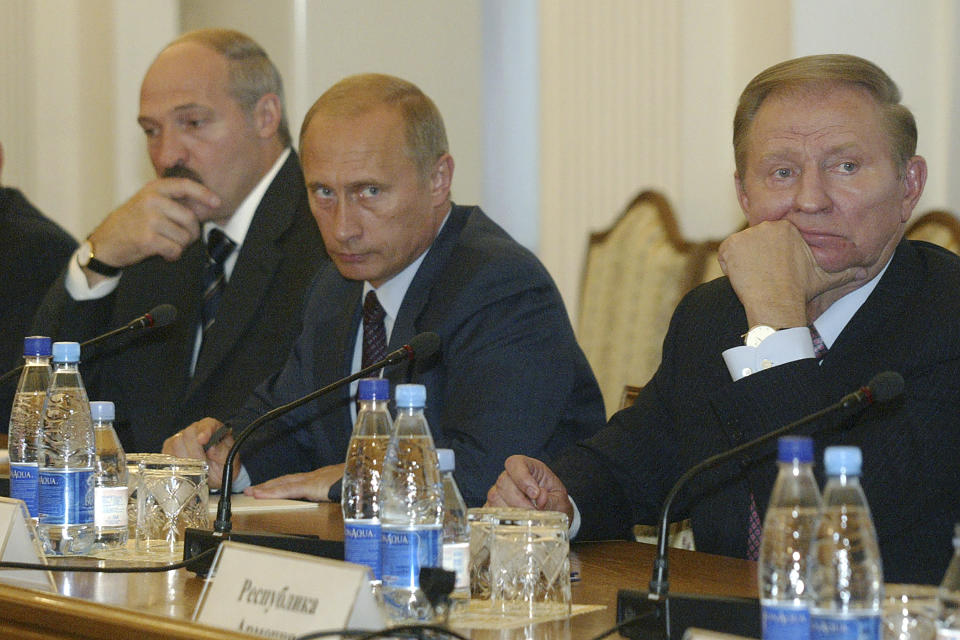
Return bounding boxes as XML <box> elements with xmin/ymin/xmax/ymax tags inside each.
<box><xmin>899</xmin><ymin>155</ymin><xmax>927</xmax><ymax>223</ymax></box>
<box><xmin>734</xmin><ymin>171</ymin><xmax>749</xmax><ymax>213</ymax></box>
<box><xmin>252</xmin><ymin>93</ymin><xmax>283</xmax><ymax>140</ymax></box>
<box><xmin>429</xmin><ymin>153</ymin><xmax>454</xmax><ymax>206</ymax></box>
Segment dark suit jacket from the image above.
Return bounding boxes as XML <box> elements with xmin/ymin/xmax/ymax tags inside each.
<box><xmin>554</xmin><ymin>239</ymin><xmax>960</xmax><ymax>584</ymax></box>
<box><xmin>32</xmin><ymin>151</ymin><xmax>327</xmax><ymax>453</ymax></box>
<box><xmin>0</xmin><ymin>188</ymin><xmax>78</xmax><ymax>426</ymax></box>
<box><xmin>235</xmin><ymin>204</ymin><xmax>606</xmax><ymax>505</ymax></box>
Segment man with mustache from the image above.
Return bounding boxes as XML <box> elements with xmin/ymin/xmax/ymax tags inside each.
<box><xmin>34</xmin><ymin>29</ymin><xmax>325</xmax><ymax>453</ymax></box>
<box><xmin>487</xmin><ymin>54</ymin><xmax>960</xmax><ymax>585</ymax></box>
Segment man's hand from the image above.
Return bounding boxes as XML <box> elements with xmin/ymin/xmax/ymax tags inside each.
<box><xmin>162</xmin><ymin>417</ymin><xmax>236</xmax><ymax>491</ymax></box>
<box><xmin>486</xmin><ymin>455</ymin><xmax>573</xmax><ymax>521</ymax></box>
<box><xmin>83</xmin><ymin>178</ymin><xmax>221</xmax><ymax>285</ymax></box>
<box><xmin>718</xmin><ymin>220</ymin><xmax>865</xmax><ymax>326</ymax></box>
<box><xmin>243</xmin><ymin>464</ymin><xmax>346</xmax><ymax>502</ymax></box>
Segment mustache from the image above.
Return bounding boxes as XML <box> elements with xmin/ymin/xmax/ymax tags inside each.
<box><xmin>162</xmin><ymin>165</ymin><xmax>204</xmax><ymax>184</ymax></box>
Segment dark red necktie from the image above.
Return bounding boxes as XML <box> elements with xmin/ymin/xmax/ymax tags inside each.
<box><xmin>362</xmin><ymin>291</ymin><xmax>387</xmax><ymax>369</ymax></box>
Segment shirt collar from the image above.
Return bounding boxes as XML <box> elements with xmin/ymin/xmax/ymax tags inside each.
<box><xmin>202</xmin><ymin>147</ymin><xmax>291</xmax><ymax>247</ymax></box>
<box><xmin>361</xmin><ymin>206</ymin><xmax>452</xmax><ymax>337</ymax></box>
<box><xmin>811</xmin><ymin>256</ymin><xmax>892</xmax><ymax>350</ymax></box>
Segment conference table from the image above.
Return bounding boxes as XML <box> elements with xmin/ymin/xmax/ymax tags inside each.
<box><xmin>0</xmin><ymin>501</ymin><xmax>758</xmax><ymax>639</ymax></box>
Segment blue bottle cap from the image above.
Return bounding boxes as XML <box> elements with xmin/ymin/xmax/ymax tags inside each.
<box><xmin>437</xmin><ymin>448</ymin><xmax>455</xmax><ymax>472</ymax></box>
<box><xmin>52</xmin><ymin>341</ymin><xmax>81</xmax><ymax>363</ymax></box>
<box><xmin>357</xmin><ymin>378</ymin><xmax>390</xmax><ymax>401</ymax></box>
<box><xmin>777</xmin><ymin>436</ymin><xmax>814</xmax><ymax>464</ymax></box>
<box><xmin>23</xmin><ymin>336</ymin><xmax>52</xmax><ymax>357</ymax></box>
<box><xmin>395</xmin><ymin>384</ymin><xmax>426</xmax><ymax>408</ymax></box>
<box><xmin>90</xmin><ymin>401</ymin><xmax>115</xmax><ymax>421</ymax></box>
<box><xmin>824</xmin><ymin>446</ymin><xmax>862</xmax><ymax>476</ymax></box>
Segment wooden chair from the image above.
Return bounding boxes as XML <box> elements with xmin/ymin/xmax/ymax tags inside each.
<box><xmin>619</xmin><ymin>384</ymin><xmax>696</xmax><ymax>550</ymax></box>
<box><xmin>578</xmin><ymin>191</ymin><xmax>715</xmax><ymax>417</ymax></box>
<box><xmin>906</xmin><ymin>209</ymin><xmax>960</xmax><ymax>255</ymax></box>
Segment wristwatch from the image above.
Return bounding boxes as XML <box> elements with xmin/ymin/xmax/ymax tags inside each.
<box><xmin>78</xmin><ymin>240</ymin><xmax>122</xmax><ymax>277</ymax></box>
<box><xmin>743</xmin><ymin>324</ymin><xmax>777</xmax><ymax>348</ymax></box>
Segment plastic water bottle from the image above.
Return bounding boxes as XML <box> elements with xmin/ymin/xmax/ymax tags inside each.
<box><xmin>7</xmin><ymin>336</ymin><xmax>53</xmax><ymax>519</ymax></box>
<box><xmin>759</xmin><ymin>436</ymin><xmax>822</xmax><ymax>640</ymax></box>
<box><xmin>438</xmin><ymin>448</ymin><xmax>470</xmax><ymax>608</ymax></box>
<box><xmin>808</xmin><ymin>446</ymin><xmax>883</xmax><ymax>640</ymax></box>
<box><xmin>379</xmin><ymin>384</ymin><xmax>444</xmax><ymax>622</ymax></box>
<box><xmin>91</xmin><ymin>401</ymin><xmax>128</xmax><ymax>550</ymax></box>
<box><xmin>342</xmin><ymin>378</ymin><xmax>393</xmax><ymax>581</ymax></box>
<box><xmin>938</xmin><ymin>524</ymin><xmax>960</xmax><ymax>639</ymax></box>
<box><xmin>37</xmin><ymin>342</ymin><xmax>96</xmax><ymax>555</ymax></box>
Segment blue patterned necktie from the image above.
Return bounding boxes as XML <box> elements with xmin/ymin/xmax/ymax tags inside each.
<box><xmin>200</xmin><ymin>228</ymin><xmax>236</xmax><ymax>347</ymax></box>
<box><xmin>362</xmin><ymin>290</ymin><xmax>387</xmax><ymax>369</ymax></box>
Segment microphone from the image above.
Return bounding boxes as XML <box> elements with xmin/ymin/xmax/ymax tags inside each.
<box><xmin>0</xmin><ymin>304</ymin><xmax>178</xmax><ymax>386</ymax></box>
<box><xmin>183</xmin><ymin>331</ymin><xmax>442</xmax><ymax>576</ymax></box>
<box><xmin>616</xmin><ymin>371</ymin><xmax>905</xmax><ymax>640</ymax></box>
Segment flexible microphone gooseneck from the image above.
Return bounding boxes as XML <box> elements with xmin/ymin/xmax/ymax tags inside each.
<box><xmin>617</xmin><ymin>370</ymin><xmax>905</xmax><ymax>640</ymax></box>
<box><xmin>183</xmin><ymin>331</ymin><xmax>442</xmax><ymax>575</ymax></box>
<box><xmin>0</xmin><ymin>303</ymin><xmax>178</xmax><ymax>386</ymax></box>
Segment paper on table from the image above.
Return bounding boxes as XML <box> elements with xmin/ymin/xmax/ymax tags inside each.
<box><xmin>207</xmin><ymin>494</ymin><xmax>320</xmax><ymax>515</ymax></box>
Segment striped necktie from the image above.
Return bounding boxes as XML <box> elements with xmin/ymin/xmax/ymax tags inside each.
<box><xmin>200</xmin><ymin>228</ymin><xmax>235</xmax><ymax>346</ymax></box>
<box><xmin>362</xmin><ymin>290</ymin><xmax>388</xmax><ymax>369</ymax></box>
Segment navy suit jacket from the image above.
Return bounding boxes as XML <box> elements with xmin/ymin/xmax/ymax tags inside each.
<box><xmin>554</xmin><ymin>239</ymin><xmax>960</xmax><ymax>584</ymax></box>
<box><xmin>32</xmin><ymin>151</ymin><xmax>327</xmax><ymax>453</ymax></box>
<box><xmin>236</xmin><ymin>204</ymin><xmax>606</xmax><ymax>505</ymax></box>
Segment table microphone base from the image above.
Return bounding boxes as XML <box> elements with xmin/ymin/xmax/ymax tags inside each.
<box><xmin>617</xmin><ymin>589</ymin><xmax>760</xmax><ymax>640</ymax></box>
<box><xmin>183</xmin><ymin>528</ymin><xmax>344</xmax><ymax>577</ymax></box>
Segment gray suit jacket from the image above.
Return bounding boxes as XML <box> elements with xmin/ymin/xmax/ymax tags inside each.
<box><xmin>555</xmin><ymin>239</ymin><xmax>960</xmax><ymax>584</ymax></box>
<box><xmin>32</xmin><ymin>151</ymin><xmax>327</xmax><ymax>453</ymax></box>
<box><xmin>235</xmin><ymin>204</ymin><xmax>606</xmax><ymax>505</ymax></box>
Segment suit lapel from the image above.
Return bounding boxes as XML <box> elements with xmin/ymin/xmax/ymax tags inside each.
<box><xmin>191</xmin><ymin>152</ymin><xmax>304</xmax><ymax>390</ymax></box>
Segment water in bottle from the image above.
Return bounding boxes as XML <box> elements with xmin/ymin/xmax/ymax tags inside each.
<box><xmin>759</xmin><ymin>436</ymin><xmax>822</xmax><ymax>640</ymax></box>
<box><xmin>37</xmin><ymin>342</ymin><xmax>96</xmax><ymax>555</ymax></box>
<box><xmin>342</xmin><ymin>378</ymin><xmax>393</xmax><ymax>581</ymax></box>
<box><xmin>438</xmin><ymin>448</ymin><xmax>470</xmax><ymax>609</ymax></box>
<box><xmin>91</xmin><ymin>401</ymin><xmax>128</xmax><ymax>550</ymax></box>
<box><xmin>808</xmin><ymin>446</ymin><xmax>883</xmax><ymax>640</ymax></box>
<box><xmin>8</xmin><ymin>336</ymin><xmax>53</xmax><ymax>519</ymax></box>
<box><xmin>938</xmin><ymin>524</ymin><xmax>960</xmax><ymax>639</ymax></box>
<box><xmin>379</xmin><ymin>384</ymin><xmax>444</xmax><ymax>622</ymax></box>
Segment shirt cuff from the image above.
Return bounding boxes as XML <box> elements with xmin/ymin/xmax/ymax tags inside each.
<box><xmin>568</xmin><ymin>495</ymin><xmax>582</xmax><ymax>540</ymax></box>
<box><xmin>65</xmin><ymin>248</ymin><xmax>121</xmax><ymax>300</ymax></box>
<box><xmin>722</xmin><ymin>326</ymin><xmax>816</xmax><ymax>381</ymax></box>
<box><xmin>231</xmin><ymin>464</ymin><xmax>252</xmax><ymax>493</ymax></box>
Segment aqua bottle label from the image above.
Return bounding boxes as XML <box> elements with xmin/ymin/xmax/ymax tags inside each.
<box><xmin>762</xmin><ymin>603</ymin><xmax>810</xmax><ymax>640</ymax></box>
<box><xmin>811</xmin><ymin>612</ymin><xmax>881</xmax><ymax>640</ymax></box>
<box><xmin>10</xmin><ymin>462</ymin><xmax>39</xmax><ymax>517</ymax></box>
<box><xmin>345</xmin><ymin>519</ymin><xmax>381</xmax><ymax>580</ymax></box>
<box><xmin>381</xmin><ymin>525</ymin><xmax>442</xmax><ymax>589</ymax></box>
<box><xmin>38</xmin><ymin>468</ymin><xmax>95</xmax><ymax>525</ymax></box>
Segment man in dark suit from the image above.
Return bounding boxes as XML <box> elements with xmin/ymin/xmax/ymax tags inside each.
<box><xmin>33</xmin><ymin>29</ymin><xmax>325</xmax><ymax>453</ymax></box>
<box><xmin>487</xmin><ymin>54</ymin><xmax>959</xmax><ymax>584</ymax></box>
<box><xmin>164</xmin><ymin>73</ymin><xmax>605</xmax><ymax>505</ymax></box>
<box><xmin>0</xmin><ymin>142</ymin><xmax>78</xmax><ymax>427</ymax></box>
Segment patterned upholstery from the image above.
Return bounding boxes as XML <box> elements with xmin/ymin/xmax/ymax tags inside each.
<box><xmin>906</xmin><ymin>210</ymin><xmax>960</xmax><ymax>255</ymax></box>
<box><xmin>578</xmin><ymin>191</ymin><xmax>716</xmax><ymax>416</ymax></box>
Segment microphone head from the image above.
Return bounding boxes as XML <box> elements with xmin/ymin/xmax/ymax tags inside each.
<box><xmin>146</xmin><ymin>304</ymin><xmax>178</xmax><ymax>328</ymax></box>
<box><xmin>867</xmin><ymin>371</ymin><xmax>904</xmax><ymax>404</ymax></box>
<box><xmin>408</xmin><ymin>332</ymin><xmax>441</xmax><ymax>361</ymax></box>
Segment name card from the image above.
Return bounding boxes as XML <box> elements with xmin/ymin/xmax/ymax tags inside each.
<box><xmin>0</xmin><ymin>497</ymin><xmax>56</xmax><ymax>591</ymax></box>
<box><xmin>194</xmin><ymin>541</ymin><xmax>384</xmax><ymax>639</ymax></box>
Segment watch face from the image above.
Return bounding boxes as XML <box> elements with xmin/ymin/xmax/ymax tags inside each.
<box><xmin>745</xmin><ymin>325</ymin><xmax>776</xmax><ymax>348</ymax></box>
